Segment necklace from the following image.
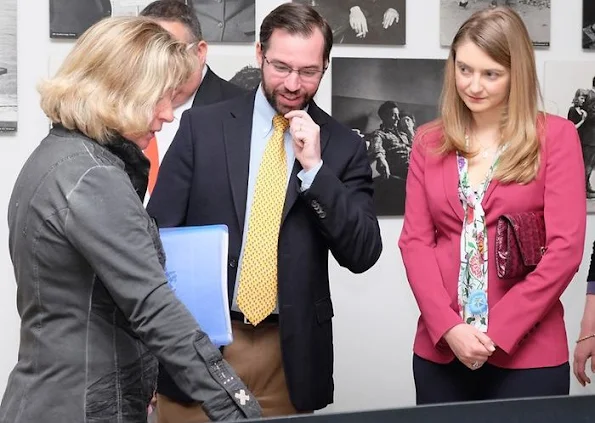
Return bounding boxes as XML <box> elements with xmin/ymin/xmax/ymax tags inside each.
<box><xmin>479</xmin><ymin>144</ymin><xmax>496</xmax><ymax>159</ymax></box>
<box><xmin>466</xmin><ymin>133</ymin><xmax>499</xmax><ymax>160</ymax></box>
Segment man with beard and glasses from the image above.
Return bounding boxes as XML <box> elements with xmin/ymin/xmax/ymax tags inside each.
<box><xmin>146</xmin><ymin>2</ymin><xmax>382</xmax><ymax>422</ymax></box>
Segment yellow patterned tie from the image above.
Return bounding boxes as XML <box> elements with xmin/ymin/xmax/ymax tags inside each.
<box><xmin>237</xmin><ymin>114</ymin><xmax>289</xmax><ymax>325</ymax></box>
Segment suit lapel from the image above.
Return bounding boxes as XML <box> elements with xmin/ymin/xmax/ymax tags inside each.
<box><xmin>443</xmin><ymin>153</ymin><xmax>465</xmax><ymax>222</ymax></box>
<box><xmin>223</xmin><ymin>91</ymin><xmax>257</xmax><ymax>230</ymax></box>
<box><xmin>281</xmin><ymin>101</ymin><xmax>330</xmax><ymax>222</ymax></box>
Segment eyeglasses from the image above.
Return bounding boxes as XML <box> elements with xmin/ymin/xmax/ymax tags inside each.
<box><xmin>263</xmin><ymin>55</ymin><xmax>326</xmax><ymax>82</ymax></box>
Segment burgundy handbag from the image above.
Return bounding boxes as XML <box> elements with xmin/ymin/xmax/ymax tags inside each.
<box><xmin>495</xmin><ymin>211</ymin><xmax>547</xmax><ymax>279</ymax></box>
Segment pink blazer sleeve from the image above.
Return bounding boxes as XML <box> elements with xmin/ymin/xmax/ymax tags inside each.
<box><xmin>398</xmin><ymin>131</ymin><xmax>462</xmax><ymax>346</ymax></box>
<box><xmin>487</xmin><ymin>118</ymin><xmax>587</xmax><ymax>354</ymax></box>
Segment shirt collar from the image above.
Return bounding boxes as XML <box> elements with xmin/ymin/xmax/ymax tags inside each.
<box><xmin>172</xmin><ymin>65</ymin><xmax>209</xmax><ymax>120</ymax></box>
<box><xmin>254</xmin><ymin>84</ymin><xmax>278</xmax><ymax>133</ymax></box>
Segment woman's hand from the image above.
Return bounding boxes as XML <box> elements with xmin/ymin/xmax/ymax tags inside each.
<box><xmin>443</xmin><ymin>324</ymin><xmax>496</xmax><ymax>370</ymax></box>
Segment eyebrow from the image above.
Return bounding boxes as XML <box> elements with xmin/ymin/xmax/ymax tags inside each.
<box><xmin>270</xmin><ymin>58</ymin><xmax>322</xmax><ymax>70</ymax></box>
<box><xmin>455</xmin><ymin>60</ymin><xmax>504</xmax><ymax>73</ymax></box>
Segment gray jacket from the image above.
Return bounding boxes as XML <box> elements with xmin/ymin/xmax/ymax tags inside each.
<box><xmin>0</xmin><ymin>126</ymin><xmax>261</xmax><ymax>423</ymax></box>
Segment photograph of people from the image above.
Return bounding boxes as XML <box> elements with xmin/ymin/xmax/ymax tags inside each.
<box><xmin>293</xmin><ymin>0</ymin><xmax>406</xmax><ymax>45</ymax></box>
<box><xmin>440</xmin><ymin>0</ymin><xmax>550</xmax><ymax>47</ymax></box>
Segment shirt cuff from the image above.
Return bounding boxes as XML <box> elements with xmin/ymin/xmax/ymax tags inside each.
<box><xmin>587</xmin><ymin>281</ymin><xmax>595</xmax><ymax>295</ymax></box>
<box><xmin>297</xmin><ymin>160</ymin><xmax>323</xmax><ymax>191</ymax></box>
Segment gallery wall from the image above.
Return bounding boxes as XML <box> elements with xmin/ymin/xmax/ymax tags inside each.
<box><xmin>0</xmin><ymin>0</ymin><xmax>594</xmax><ymax>414</ymax></box>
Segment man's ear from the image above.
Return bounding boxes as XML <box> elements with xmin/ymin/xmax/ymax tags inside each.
<box><xmin>196</xmin><ymin>40</ymin><xmax>208</xmax><ymax>68</ymax></box>
<box><xmin>255</xmin><ymin>42</ymin><xmax>263</xmax><ymax>67</ymax></box>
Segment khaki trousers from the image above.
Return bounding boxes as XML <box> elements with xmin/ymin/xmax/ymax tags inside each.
<box><xmin>156</xmin><ymin>320</ymin><xmax>300</xmax><ymax>423</ymax></box>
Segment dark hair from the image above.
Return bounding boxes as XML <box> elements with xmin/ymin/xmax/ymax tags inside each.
<box><xmin>397</xmin><ymin>112</ymin><xmax>416</xmax><ymax>134</ymax></box>
<box><xmin>229</xmin><ymin>65</ymin><xmax>262</xmax><ymax>91</ymax></box>
<box><xmin>140</xmin><ymin>0</ymin><xmax>202</xmax><ymax>41</ymax></box>
<box><xmin>399</xmin><ymin>112</ymin><xmax>416</xmax><ymax>125</ymax></box>
<box><xmin>259</xmin><ymin>2</ymin><xmax>333</xmax><ymax>65</ymax></box>
<box><xmin>377</xmin><ymin>101</ymin><xmax>399</xmax><ymax>121</ymax></box>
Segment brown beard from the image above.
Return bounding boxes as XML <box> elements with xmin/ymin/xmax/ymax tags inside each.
<box><xmin>260</xmin><ymin>71</ymin><xmax>315</xmax><ymax>114</ymax></box>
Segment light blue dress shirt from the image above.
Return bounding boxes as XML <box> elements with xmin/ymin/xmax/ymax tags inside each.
<box><xmin>231</xmin><ymin>86</ymin><xmax>322</xmax><ymax>313</ymax></box>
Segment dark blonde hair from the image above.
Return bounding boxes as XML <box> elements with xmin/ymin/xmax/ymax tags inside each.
<box><xmin>438</xmin><ymin>7</ymin><xmax>542</xmax><ymax>184</ymax></box>
<box><xmin>572</xmin><ymin>88</ymin><xmax>589</xmax><ymax>106</ymax></box>
<box><xmin>39</xmin><ymin>16</ymin><xmax>197</xmax><ymax>144</ymax></box>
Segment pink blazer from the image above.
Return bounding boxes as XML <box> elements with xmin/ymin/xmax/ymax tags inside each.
<box><xmin>398</xmin><ymin>114</ymin><xmax>587</xmax><ymax>369</ymax></box>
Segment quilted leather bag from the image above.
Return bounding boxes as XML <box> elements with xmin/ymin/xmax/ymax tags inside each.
<box><xmin>495</xmin><ymin>211</ymin><xmax>546</xmax><ymax>279</ymax></box>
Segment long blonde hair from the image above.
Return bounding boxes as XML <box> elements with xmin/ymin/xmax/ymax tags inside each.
<box><xmin>39</xmin><ymin>16</ymin><xmax>197</xmax><ymax>144</ymax></box>
<box><xmin>438</xmin><ymin>7</ymin><xmax>543</xmax><ymax>184</ymax></box>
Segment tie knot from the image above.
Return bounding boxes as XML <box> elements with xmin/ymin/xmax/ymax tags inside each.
<box><xmin>272</xmin><ymin>114</ymin><xmax>289</xmax><ymax>132</ymax></box>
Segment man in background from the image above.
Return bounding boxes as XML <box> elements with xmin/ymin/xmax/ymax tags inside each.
<box><xmin>147</xmin><ymin>3</ymin><xmax>382</xmax><ymax>422</ymax></box>
<box><xmin>140</xmin><ymin>0</ymin><xmax>245</xmax><ymax>198</ymax></box>
<box><xmin>139</xmin><ymin>3</ymin><xmax>246</xmax><ymax>420</ymax></box>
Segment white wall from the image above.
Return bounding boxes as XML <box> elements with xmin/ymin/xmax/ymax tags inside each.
<box><xmin>0</xmin><ymin>0</ymin><xmax>594</xmax><ymax>413</ymax></box>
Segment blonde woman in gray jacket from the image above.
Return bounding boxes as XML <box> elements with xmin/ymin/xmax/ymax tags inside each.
<box><xmin>0</xmin><ymin>17</ymin><xmax>260</xmax><ymax>423</ymax></box>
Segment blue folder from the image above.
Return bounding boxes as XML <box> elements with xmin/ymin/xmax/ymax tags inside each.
<box><xmin>159</xmin><ymin>225</ymin><xmax>232</xmax><ymax>346</ymax></box>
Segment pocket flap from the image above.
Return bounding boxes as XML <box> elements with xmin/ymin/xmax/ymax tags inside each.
<box><xmin>315</xmin><ymin>298</ymin><xmax>334</xmax><ymax>323</ymax></box>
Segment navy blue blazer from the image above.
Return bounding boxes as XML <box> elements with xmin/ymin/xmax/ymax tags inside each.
<box><xmin>147</xmin><ymin>90</ymin><xmax>382</xmax><ymax>411</ymax></box>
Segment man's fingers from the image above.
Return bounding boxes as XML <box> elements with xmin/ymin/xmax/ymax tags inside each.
<box><xmin>284</xmin><ymin>110</ymin><xmax>309</xmax><ymax>120</ymax></box>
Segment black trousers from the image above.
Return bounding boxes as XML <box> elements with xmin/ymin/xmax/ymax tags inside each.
<box><xmin>413</xmin><ymin>354</ymin><xmax>570</xmax><ymax>405</ymax></box>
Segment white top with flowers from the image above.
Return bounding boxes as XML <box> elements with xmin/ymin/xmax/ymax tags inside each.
<box><xmin>456</xmin><ymin>146</ymin><xmax>503</xmax><ymax>332</ymax></box>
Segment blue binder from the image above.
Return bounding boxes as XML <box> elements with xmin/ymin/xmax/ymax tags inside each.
<box><xmin>159</xmin><ymin>225</ymin><xmax>232</xmax><ymax>346</ymax></box>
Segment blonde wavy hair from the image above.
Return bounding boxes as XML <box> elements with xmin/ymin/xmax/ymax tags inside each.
<box><xmin>437</xmin><ymin>7</ymin><xmax>543</xmax><ymax>184</ymax></box>
<box><xmin>39</xmin><ymin>16</ymin><xmax>197</xmax><ymax>144</ymax></box>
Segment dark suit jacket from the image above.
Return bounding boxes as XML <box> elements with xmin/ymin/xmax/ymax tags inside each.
<box><xmin>147</xmin><ymin>90</ymin><xmax>382</xmax><ymax>411</ymax></box>
<box><xmin>193</xmin><ymin>66</ymin><xmax>246</xmax><ymax>108</ymax></box>
<box><xmin>151</xmin><ymin>65</ymin><xmax>245</xmax><ymax>402</ymax></box>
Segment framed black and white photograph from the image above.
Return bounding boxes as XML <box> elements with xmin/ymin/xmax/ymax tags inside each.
<box><xmin>332</xmin><ymin>57</ymin><xmax>444</xmax><ymax>216</ymax></box>
<box><xmin>583</xmin><ymin>0</ymin><xmax>595</xmax><ymax>49</ymax></box>
<box><xmin>190</xmin><ymin>0</ymin><xmax>255</xmax><ymax>43</ymax></box>
<box><xmin>544</xmin><ymin>61</ymin><xmax>595</xmax><ymax>213</ymax></box>
<box><xmin>0</xmin><ymin>0</ymin><xmax>17</xmax><ymax>132</ymax></box>
<box><xmin>49</xmin><ymin>0</ymin><xmax>154</xmax><ymax>39</ymax></box>
<box><xmin>207</xmin><ymin>55</ymin><xmax>260</xmax><ymax>90</ymax></box>
<box><xmin>440</xmin><ymin>0</ymin><xmax>551</xmax><ymax>47</ymax></box>
<box><xmin>292</xmin><ymin>0</ymin><xmax>406</xmax><ymax>45</ymax></box>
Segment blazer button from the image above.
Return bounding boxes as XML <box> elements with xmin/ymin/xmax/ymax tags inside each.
<box><xmin>319</xmin><ymin>211</ymin><xmax>327</xmax><ymax>219</ymax></box>
<box><xmin>229</xmin><ymin>258</ymin><xmax>237</xmax><ymax>268</ymax></box>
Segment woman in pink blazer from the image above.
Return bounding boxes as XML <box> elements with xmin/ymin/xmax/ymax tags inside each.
<box><xmin>399</xmin><ymin>7</ymin><xmax>586</xmax><ymax>404</ymax></box>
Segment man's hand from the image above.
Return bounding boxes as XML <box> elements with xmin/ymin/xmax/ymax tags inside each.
<box><xmin>285</xmin><ymin>110</ymin><xmax>321</xmax><ymax>172</ymax></box>
<box><xmin>349</xmin><ymin>6</ymin><xmax>368</xmax><ymax>38</ymax></box>
<box><xmin>443</xmin><ymin>324</ymin><xmax>496</xmax><ymax>370</ymax></box>
<box><xmin>383</xmin><ymin>8</ymin><xmax>399</xmax><ymax>29</ymax></box>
